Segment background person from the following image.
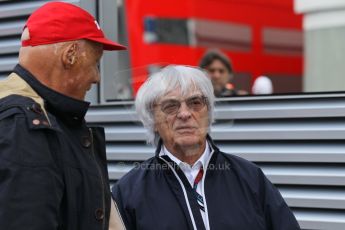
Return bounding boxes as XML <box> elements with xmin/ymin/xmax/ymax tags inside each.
<box><xmin>112</xmin><ymin>65</ymin><xmax>300</xmax><ymax>230</ymax></box>
<box><xmin>199</xmin><ymin>49</ymin><xmax>247</xmax><ymax>97</ymax></box>
<box><xmin>0</xmin><ymin>2</ymin><xmax>126</xmax><ymax>229</ymax></box>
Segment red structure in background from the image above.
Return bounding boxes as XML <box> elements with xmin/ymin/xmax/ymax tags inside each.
<box><xmin>125</xmin><ymin>0</ymin><xmax>303</xmax><ymax>95</ymax></box>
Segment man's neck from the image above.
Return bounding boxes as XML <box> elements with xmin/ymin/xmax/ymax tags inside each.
<box><xmin>165</xmin><ymin>142</ymin><xmax>206</xmax><ymax>166</ymax></box>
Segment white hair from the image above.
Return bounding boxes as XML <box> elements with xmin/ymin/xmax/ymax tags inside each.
<box><xmin>135</xmin><ymin>65</ymin><xmax>215</xmax><ymax>146</ymax></box>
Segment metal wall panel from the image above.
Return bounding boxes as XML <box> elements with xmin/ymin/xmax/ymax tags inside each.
<box><xmin>86</xmin><ymin>94</ymin><xmax>345</xmax><ymax>230</ymax></box>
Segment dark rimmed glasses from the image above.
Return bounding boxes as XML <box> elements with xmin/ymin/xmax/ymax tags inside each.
<box><xmin>155</xmin><ymin>95</ymin><xmax>208</xmax><ymax>115</ymax></box>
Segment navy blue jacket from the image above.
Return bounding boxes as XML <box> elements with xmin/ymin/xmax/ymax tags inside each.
<box><xmin>112</xmin><ymin>138</ymin><xmax>300</xmax><ymax>230</ymax></box>
<box><xmin>0</xmin><ymin>65</ymin><xmax>111</xmax><ymax>230</ymax></box>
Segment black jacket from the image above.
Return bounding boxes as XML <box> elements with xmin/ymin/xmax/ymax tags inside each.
<box><xmin>112</xmin><ymin>138</ymin><xmax>300</xmax><ymax>230</ymax></box>
<box><xmin>0</xmin><ymin>65</ymin><xmax>111</xmax><ymax>230</ymax></box>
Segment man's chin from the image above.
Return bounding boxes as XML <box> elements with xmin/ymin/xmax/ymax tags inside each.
<box><xmin>175</xmin><ymin>136</ymin><xmax>201</xmax><ymax>148</ymax></box>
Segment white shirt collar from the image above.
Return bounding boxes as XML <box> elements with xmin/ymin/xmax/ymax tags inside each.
<box><xmin>160</xmin><ymin>141</ymin><xmax>212</xmax><ymax>170</ymax></box>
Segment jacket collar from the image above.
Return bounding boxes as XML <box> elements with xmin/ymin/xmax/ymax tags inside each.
<box><xmin>14</xmin><ymin>64</ymin><xmax>90</xmax><ymax>126</ymax></box>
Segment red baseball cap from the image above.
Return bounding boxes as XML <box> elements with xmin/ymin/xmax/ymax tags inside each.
<box><xmin>22</xmin><ymin>1</ymin><xmax>126</xmax><ymax>51</ymax></box>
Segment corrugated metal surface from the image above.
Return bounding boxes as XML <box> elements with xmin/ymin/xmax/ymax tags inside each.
<box><xmin>86</xmin><ymin>94</ymin><xmax>345</xmax><ymax>230</ymax></box>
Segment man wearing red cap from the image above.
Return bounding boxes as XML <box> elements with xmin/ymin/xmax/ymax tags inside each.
<box><xmin>0</xmin><ymin>2</ymin><xmax>126</xmax><ymax>230</ymax></box>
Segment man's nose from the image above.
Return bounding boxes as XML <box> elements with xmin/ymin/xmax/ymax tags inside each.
<box><xmin>176</xmin><ymin>102</ymin><xmax>192</xmax><ymax>119</ymax></box>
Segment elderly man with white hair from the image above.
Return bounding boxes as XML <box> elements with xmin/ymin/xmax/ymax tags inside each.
<box><xmin>112</xmin><ymin>65</ymin><xmax>300</xmax><ymax>230</ymax></box>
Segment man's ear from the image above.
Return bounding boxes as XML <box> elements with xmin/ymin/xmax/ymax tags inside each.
<box><xmin>62</xmin><ymin>42</ymin><xmax>79</xmax><ymax>69</ymax></box>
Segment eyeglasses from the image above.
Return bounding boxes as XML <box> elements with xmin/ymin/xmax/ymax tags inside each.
<box><xmin>156</xmin><ymin>95</ymin><xmax>208</xmax><ymax>115</ymax></box>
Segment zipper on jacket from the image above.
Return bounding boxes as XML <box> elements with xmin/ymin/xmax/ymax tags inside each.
<box><xmin>89</xmin><ymin>128</ymin><xmax>106</xmax><ymax>230</ymax></box>
<box><xmin>201</xmin><ymin>147</ymin><xmax>215</xmax><ymax>230</ymax></box>
<box><xmin>159</xmin><ymin>157</ymin><xmax>198</xmax><ymax>230</ymax></box>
